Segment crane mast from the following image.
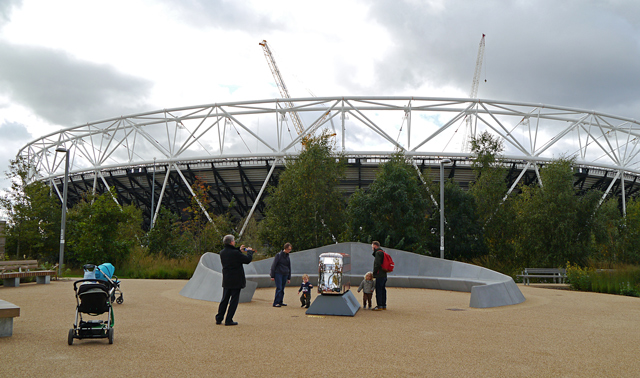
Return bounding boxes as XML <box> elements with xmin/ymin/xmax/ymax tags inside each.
<box><xmin>462</xmin><ymin>34</ymin><xmax>486</xmax><ymax>152</ymax></box>
<box><xmin>259</xmin><ymin>40</ymin><xmax>305</xmax><ymax>137</ymax></box>
<box><xmin>469</xmin><ymin>34</ymin><xmax>486</xmax><ymax>98</ymax></box>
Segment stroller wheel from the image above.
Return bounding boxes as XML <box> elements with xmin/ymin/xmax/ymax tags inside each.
<box><xmin>68</xmin><ymin>329</ymin><xmax>74</xmax><ymax>345</ymax></box>
<box><xmin>116</xmin><ymin>294</ymin><xmax>124</xmax><ymax>304</ymax></box>
<box><xmin>108</xmin><ymin>328</ymin><xmax>114</xmax><ymax>344</ymax></box>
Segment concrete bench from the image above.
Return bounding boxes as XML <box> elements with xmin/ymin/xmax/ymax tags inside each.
<box><xmin>239</xmin><ymin>243</ymin><xmax>525</xmax><ymax>308</ymax></box>
<box><xmin>0</xmin><ymin>260</ymin><xmax>56</xmax><ymax>287</ymax></box>
<box><xmin>517</xmin><ymin>268</ymin><xmax>567</xmax><ymax>285</ymax></box>
<box><xmin>0</xmin><ymin>299</ymin><xmax>20</xmax><ymax>337</ymax></box>
<box><xmin>182</xmin><ymin>242</ymin><xmax>526</xmax><ymax>309</ymax></box>
<box><xmin>249</xmin><ymin>273</ymin><xmax>493</xmax><ymax>292</ymax></box>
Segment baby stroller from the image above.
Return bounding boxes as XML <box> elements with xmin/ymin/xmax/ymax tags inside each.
<box><xmin>84</xmin><ymin>263</ymin><xmax>124</xmax><ymax>304</ymax></box>
<box><xmin>68</xmin><ymin>278</ymin><xmax>114</xmax><ymax>345</ymax></box>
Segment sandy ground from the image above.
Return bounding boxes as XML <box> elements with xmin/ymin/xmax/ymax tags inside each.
<box><xmin>1</xmin><ymin>279</ymin><xmax>639</xmax><ymax>378</ymax></box>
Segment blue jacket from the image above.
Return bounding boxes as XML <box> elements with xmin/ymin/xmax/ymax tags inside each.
<box><xmin>298</xmin><ymin>281</ymin><xmax>313</xmax><ymax>295</ymax></box>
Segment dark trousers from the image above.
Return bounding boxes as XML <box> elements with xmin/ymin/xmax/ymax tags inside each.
<box><xmin>300</xmin><ymin>292</ymin><xmax>311</xmax><ymax>307</ymax></box>
<box><xmin>273</xmin><ymin>273</ymin><xmax>288</xmax><ymax>305</ymax></box>
<box><xmin>362</xmin><ymin>292</ymin><xmax>373</xmax><ymax>307</ymax></box>
<box><xmin>216</xmin><ymin>288</ymin><xmax>241</xmax><ymax>324</ymax></box>
<box><xmin>375</xmin><ymin>277</ymin><xmax>387</xmax><ymax>307</ymax></box>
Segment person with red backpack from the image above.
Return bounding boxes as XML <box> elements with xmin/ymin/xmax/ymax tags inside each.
<box><xmin>371</xmin><ymin>241</ymin><xmax>388</xmax><ymax>311</ymax></box>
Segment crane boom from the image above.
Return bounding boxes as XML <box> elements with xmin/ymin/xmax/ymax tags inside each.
<box><xmin>462</xmin><ymin>34</ymin><xmax>486</xmax><ymax>152</ymax></box>
<box><xmin>259</xmin><ymin>40</ymin><xmax>305</xmax><ymax>136</ymax></box>
<box><xmin>469</xmin><ymin>34</ymin><xmax>486</xmax><ymax>98</ymax></box>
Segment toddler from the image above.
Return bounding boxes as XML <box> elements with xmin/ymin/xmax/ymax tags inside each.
<box><xmin>357</xmin><ymin>272</ymin><xmax>375</xmax><ymax>309</ymax></box>
<box><xmin>298</xmin><ymin>274</ymin><xmax>313</xmax><ymax>308</ymax></box>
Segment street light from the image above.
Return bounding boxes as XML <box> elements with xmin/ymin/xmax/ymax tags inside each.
<box><xmin>55</xmin><ymin>147</ymin><xmax>70</xmax><ymax>278</ymax></box>
<box><xmin>440</xmin><ymin>158</ymin><xmax>452</xmax><ymax>259</ymax></box>
<box><xmin>150</xmin><ymin>157</ymin><xmax>156</xmax><ymax>229</ymax></box>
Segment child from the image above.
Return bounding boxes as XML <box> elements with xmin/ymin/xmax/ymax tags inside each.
<box><xmin>357</xmin><ymin>272</ymin><xmax>375</xmax><ymax>309</ymax></box>
<box><xmin>298</xmin><ymin>274</ymin><xmax>313</xmax><ymax>308</ymax></box>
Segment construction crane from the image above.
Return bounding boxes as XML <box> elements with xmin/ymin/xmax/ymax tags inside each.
<box><xmin>259</xmin><ymin>40</ymin><xmax>305</xmax><ymax>138</ymax></box>
<box><xmin>462</xmin><ymin>34</ymin><xmax>486</xmax><ymax>152</ymax></box>
<box><xmin>469</xmin><ymin>34</ymin><xmax>486</xmax><ymax>98</ymax></box>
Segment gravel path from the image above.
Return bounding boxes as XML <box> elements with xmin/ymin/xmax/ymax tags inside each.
<box><xmin>1</xmin><ymin>279</ymin><xmax>639</xmax><ymax>377</ymax></box>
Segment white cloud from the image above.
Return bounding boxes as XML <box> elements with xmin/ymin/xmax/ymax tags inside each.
<box><xmin>0</xmin><ymin>120</ymin><xmax>32</xmax><ymax>191</ymax></box>
<box><xmin>0</xmin><ymin>0</ymin><xmax>640</xmax><ymax>191</ymax></box>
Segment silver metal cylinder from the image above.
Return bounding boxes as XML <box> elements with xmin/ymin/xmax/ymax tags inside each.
<box><xmin>318</xmin><ymin>253</ymin><xmax>351</xmax><ymax>295</ymax></box>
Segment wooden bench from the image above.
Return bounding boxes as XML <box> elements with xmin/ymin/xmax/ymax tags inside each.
<box><xmin>517</xmin><ymin>268</ymin><xmax>567</xmax><ymax>285</ymax></box>
<box><xmin>0</xmin><ymin>260</ymin><xmax>57</xmax><ymax>287</ymax></box>
<box><xmin>0</xmin><ymin>299</ymin><xmax>20</xmax><ymax>337</ymax></box>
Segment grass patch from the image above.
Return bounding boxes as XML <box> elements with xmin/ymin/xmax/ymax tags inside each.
<box><xmin>118</xmin><ymin>248</ymin><xmax>200</xmax><ymax>279</ymax></box>
<box><xmin>566</xmin><ymin>263</ymin><xmax>640</xmax><ymax>297</ymax></box>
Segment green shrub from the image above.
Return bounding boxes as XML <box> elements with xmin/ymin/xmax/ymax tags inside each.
<box><xmin>119</xmin><ymin>246</ymin><xmax>199</xmax><ymax>279</ymax></box>
<box><xmin>567</xmin><ymin>262</ymin><xmax>640</xmax><ymax>297</ymax></box>
<box><xmin>566</xmin><ymin>263</ymin><xmax>593</xmax><ymax>291</ymax></box>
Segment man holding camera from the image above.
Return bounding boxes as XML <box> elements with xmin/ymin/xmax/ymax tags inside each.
<box><xmin>216</xmin><ymin>234</ymin><xmax>255</xmax><ymax>326</ymax></box>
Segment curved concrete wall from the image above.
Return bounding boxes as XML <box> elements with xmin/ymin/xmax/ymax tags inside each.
<box><xmin>179</xmin><ymin>253</ymin><xmax>257</xmax><ymax>303</ymax></box>
<box><xmin>180</xmin><ymin>242</ymin><xmax>525</xmax><ymax>308</ymax></box>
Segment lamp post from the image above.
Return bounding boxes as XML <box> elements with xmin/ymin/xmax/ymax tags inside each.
<box><xmin>150</xmin><ymin>157</ymin><xmax>156</xmax><ymax>229</ymax></box>
<box><xmin>55</xmin><ymin>147</ymin><xmax>70</xmax><ymax>278</ymax></box>
<box><xmin>440</xmin><ymin>158</ymin><xmax>452</xmax><ymax>259</ymax></box>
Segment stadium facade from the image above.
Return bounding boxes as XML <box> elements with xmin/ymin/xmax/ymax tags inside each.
<box><xmin>17</xmin><ymin>96</ymin><xmax>640</xmax><ymax>230</ymax></box>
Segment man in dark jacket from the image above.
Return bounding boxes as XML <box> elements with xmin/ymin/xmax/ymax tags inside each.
<box><xmin>270</xmin><ymin>242</ymin><xmax>292</xmax><ymax>307</ymax></box>
<box><xmin>216</xmin><ymin>234</ymin><xmax>254</xmax><ymax>326</ymax></box>
<box><xmin>371</xmin><ymin>241</ymin><xmax>387</xmax><ymax>311</ymax></box>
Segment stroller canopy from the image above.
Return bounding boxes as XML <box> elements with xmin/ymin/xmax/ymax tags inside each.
<box><xmin>95</xmin><ymin>263</ymin><xmax>115</xmax><ymax>281</ymax></box>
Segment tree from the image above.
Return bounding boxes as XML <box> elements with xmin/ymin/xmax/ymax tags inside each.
<box><xmin>590</xmin><ymin>197</ymin><xmax>623</xmax><ymax>265</ymax></box>
<box><xmin>66</xmin><ymin>189</ymin><xmax>143</xmax><ymax>267</ymax></box>
<box><xmin>512</xmin><ymin>157</ymin><xmax>600</xmax><ymax>267</ymax></box>
<box><xmin>147</xmin><ymin>177</ymin><xmax>234</xmax><ymax>257</ymax></box>
<box><xmin>436</xmin><ymin>180</ymin><xmax>487</xmax><ymax>260</ymax></box>
<box><xmin>347</xmin><ymin>153</ymin><xmax>431</xmax><ymax>252</ymax></box>
<box><xmin>147</xmin><ymin>207</ymin><xmax>189</xmax><ymax>258</ymax></box>
<box><xmin>467</xmin><ymin>132</ymin><xmax>518</xmax><ymax>267</ymax></box>
<box><xmin>0</xmin><ymin>157</ymin><xmax>61</xmax><ymax>262</ymax></box>
<box><xmin>259</xmin><ymin>133</ymin><xmax>346</xmax><ymax>253</ymax></box>
<box><xmin>468</xmin><ymin>131</ymin><xmax>508</xmax><ymax>226</ymax></box>
<box><xmin>180</xmin><ymin>176</ymin><xmax>233</xmax><ymax>255</ymax></box>
<box><xmin>617</xmin><ymin>197</ymin><xmax>640</xmax><ymax>264</ymax></box>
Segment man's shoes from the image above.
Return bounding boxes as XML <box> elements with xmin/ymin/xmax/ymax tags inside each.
<box><xmin>301</xmin><ymin>304</ymin><xmax>305</xmax><ymax>307</ymax></box>
<box><xmin>305</xmin><ymin>305</ymin><xmax>309</xmax><ymax>308</ymax></box>
<box><xmin>273</xmin><ymin>304</ymin><xmax>281</xmax><ymax>307</ymax></box>
<box><xmin>281</xmin><ymin>303</ymin><xmax>287</xmax><ymax>306</ymax></box>
<box><xmin>216</xmin><ymin>321</ymin><xmax>222</xmax><ymax>325</ymax></box>
<box><xmin>372</xmin><ymin>306</ymin><xmax>385</xmax><ymax>311</ymax></box>
<box><xmin>225</xmin><ymin>321</ymin><xmax>238</xmax><ymax>326</ymax></box>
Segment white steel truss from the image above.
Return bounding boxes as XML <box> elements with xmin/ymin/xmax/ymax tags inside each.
<box><xmin>18</xmin><ymin>96</ymin><xmax>640</xmax><ymax>223</ymax></box>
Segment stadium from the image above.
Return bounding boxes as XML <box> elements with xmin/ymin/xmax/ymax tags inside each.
<box><xmin>17</xmin><ymin>96</ymin><xmax>640</xmax><ymax>232</ymax></box>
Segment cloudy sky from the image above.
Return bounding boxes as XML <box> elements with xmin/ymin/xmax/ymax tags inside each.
<box><xmin>1</xmin><ymin>0</ymin><xmax>640</xmax><ymax>193</ymax></box>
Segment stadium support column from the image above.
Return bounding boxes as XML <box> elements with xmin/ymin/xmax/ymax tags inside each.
<box><xmin>238</xmin><ymin>158</ymin><xmax>280</xmax><ymax>240</ymax></box>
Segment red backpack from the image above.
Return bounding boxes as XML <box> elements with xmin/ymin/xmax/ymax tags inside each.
<box><xmin>381</xmin><ymin>250</ymin><xmax>395</xmax><ymax>273</ymax></box>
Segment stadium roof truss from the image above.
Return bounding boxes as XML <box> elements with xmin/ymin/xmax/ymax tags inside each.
<box><xmin>18</xmin><ymin>96</ymin><xmax>640</xmax><ymax>230</ymax></box>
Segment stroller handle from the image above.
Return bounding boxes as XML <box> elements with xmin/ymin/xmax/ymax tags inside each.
<box><xmin>73</xmin><ymin>279</ymin><xmax>110</xmax><ymax>292</ymax></box>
